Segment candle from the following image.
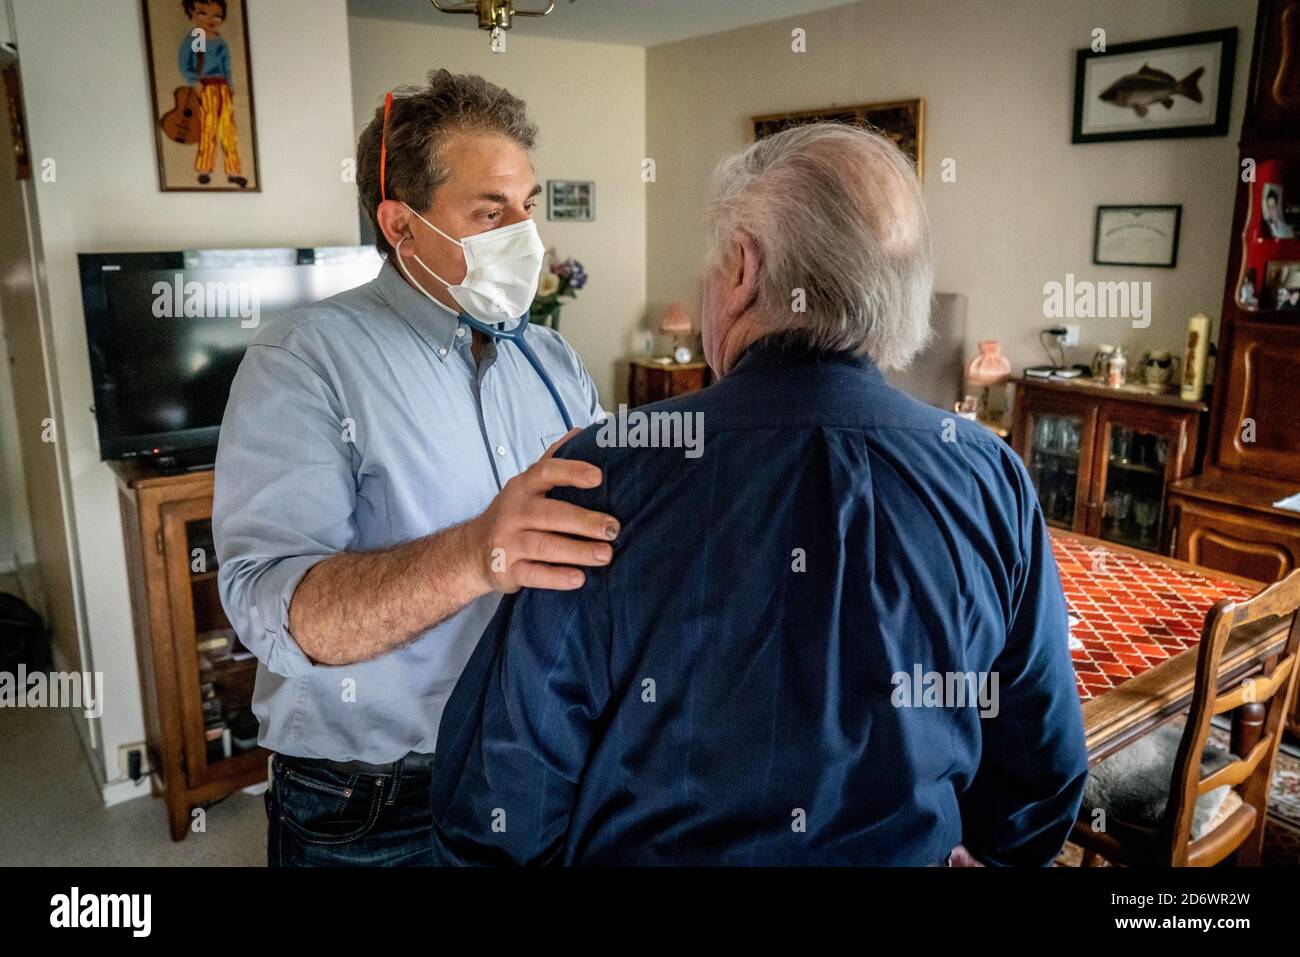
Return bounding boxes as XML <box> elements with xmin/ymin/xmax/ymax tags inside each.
<box><xmin>1180</xmin><ymin>313</ymin><xmax>1211</xmax><ymax>401</ymax></box>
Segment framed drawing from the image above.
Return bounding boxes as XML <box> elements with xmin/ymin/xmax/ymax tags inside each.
<box><xmin>141</xmin><ymin>0</ymin><xmax>260</xmax><ymax>191</ymax></box>
<box><xmin>1093</xmin><ymin>205</ymin><xmax>1182</xmax><ymax>268</ymax></box>
<box><xmin>1073</xmin><ymin>29</ymin><xmax>1236</xmax><ymax>143</ymax></box>
<box><xmin>547</xmin><ymin>180</ymin><xmax>594</xmax><ymax>222</ymax></box>
<box><xmin>752</xmin><ymin>99</ymin><xmax>924</xmax><ymax>180</ymax></box>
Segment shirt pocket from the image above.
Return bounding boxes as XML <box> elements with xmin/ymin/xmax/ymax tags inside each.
<box><xmin>540</xmin><ymin>430</ymin><xmax>569</xmax><ymax>455</ymax></box>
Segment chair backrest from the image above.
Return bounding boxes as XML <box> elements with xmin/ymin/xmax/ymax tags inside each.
<box><xmin>1161</xmin><ymin>568</ymin><xmax>1300</xmax><ymax>865</ymax></box>
<box><xmin>884</xmin><ymin>292</ymin><xmax>966</xmax><ymax>410</ymax></box>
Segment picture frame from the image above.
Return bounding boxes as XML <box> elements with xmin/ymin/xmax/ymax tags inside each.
<box><xmin>1093</xmin><ymin>205</ymin><xmax>1182</xmax><ymax>268</ymax></box>
<box><xmin>752</xmin><ymin>99</ymin><xmax>924</xmax><ymax>180</ymax></box>
<box><xmin>1259</xmin><ymin>180</ymin><xmax>1300</xmax><ymax>240</ymax></box>
<box><xmin>1264</xmin><ymin>260</ymin><xmax>1300</xmax><ymax>312</ymax></box>
<box><xmin>547</xmin><ymin>179</ymin><xmax>594</xmax><ymax>222</ymax></box>
<box><xmin>140</xmin><ymin>0</ymin><xmax>261</xmax><ymax>192</ymax></box>
<box><xmin>1072</xmin><ymin>28</ymin><xmax>1236</xmax><ymax>144</ymax></box>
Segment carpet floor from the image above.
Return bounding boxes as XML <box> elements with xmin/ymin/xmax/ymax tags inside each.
<box><xmin>0</xmin><ymin>706</ymin><xmax>264</xmax><ymax>866</ymax></box>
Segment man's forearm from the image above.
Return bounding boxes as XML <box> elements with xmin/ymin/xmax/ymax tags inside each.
<box><xmin>287</xmin><ymin>519</ymin><xmax>488</xmax><ymax>666</ymax></box>
<box><xmin>280</xmin><ymin>436</ymin><xmax>617</xmax><ymax>667</ymax></box>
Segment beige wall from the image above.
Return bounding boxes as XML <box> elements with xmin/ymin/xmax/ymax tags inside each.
<box><xmin>646</xmin><ymin>0</ymin><xmax>1257</xmax><ymax>374</ymax></box>
<box><xmin>10</xmin><ymin>0</ymin><xmax>360</xmax><ymax>797</ymax></box>
<box><xmin>348</xmin><ymin>17</ymin><xmax>648</xmax><ymax>406</ymax></box>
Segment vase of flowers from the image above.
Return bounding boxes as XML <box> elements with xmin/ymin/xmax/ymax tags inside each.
<box><xmin>531</xmin><ymin>251</ymin><xmax>587</xmax><ymax>332</ymax></box>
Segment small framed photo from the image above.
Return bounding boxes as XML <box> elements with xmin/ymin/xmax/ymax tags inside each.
<box><xmin>1260</xmin><ymin>181</ymin><xmax>1299</xmax><ymax>239</ymax></box>
<box><xmin>1093</xmin><ymin>205</ymin><xmax>1182</xmax><ymax>268</ymax></box>
<box><xmin>1073</xmin><ymin>29</ymin><xmax>1236</xmax><ymax>144</ymax></box>
<box><xmin>1265</xmin><ymin>260</ymin><xmax>1300</xmax><ymax>312</ymax></box>
<box><xmin>141</xmin><ymin>0</ymin><xmax>260</xmax><ymax>192</ymax></box>
<box><xmin>547</xmin><ymin>180</ymin><xmax>594</xmax><ymax>222</ymax></box>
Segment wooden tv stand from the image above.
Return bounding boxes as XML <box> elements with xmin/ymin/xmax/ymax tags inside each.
<box><xmin>111</xmin><ymin>460</ymin><xmax>268</xmax><ymax>841</ymax></box>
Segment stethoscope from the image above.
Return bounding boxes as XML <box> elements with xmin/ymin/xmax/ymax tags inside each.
<box><xmin>392</xmin><ymin>238</ymin><xmax>574</xmax><ymax>433</ymax></box>
<box><xmin>455</xmin><ymin>311</ymin><xmax>575</xmax><ymax>432</ymax></box>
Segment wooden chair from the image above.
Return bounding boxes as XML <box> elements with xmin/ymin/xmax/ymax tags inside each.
<box><xmin>1072</xmin><ymin>569</ymin><xmax>1300</xmax><ymax>866</ymax></box>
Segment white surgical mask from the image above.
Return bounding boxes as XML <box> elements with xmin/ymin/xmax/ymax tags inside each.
<box><xmin>395</xmin><ymin>203</ymin><xmax>544</xmax><ymax>327</ymax></box>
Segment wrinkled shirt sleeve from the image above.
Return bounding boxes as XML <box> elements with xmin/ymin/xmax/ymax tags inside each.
<box><xmin>959</xmin><ymin>455</ymin><xmax>1089</xmax><ymax>865</ymax></box>
<box><xmin>213</xmin><ymin>343</ymin><xmax>357</xmax><ymax>678</ymax></box>
<box><xmin>430</xmin><ymin>471</ymin><xmax>613</xmax><ymax>865</ymax></box>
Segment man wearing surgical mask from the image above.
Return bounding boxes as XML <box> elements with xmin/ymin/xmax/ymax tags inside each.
<box><xmin>213</xmin><ymin>70</ymin><xmax>615</xmax><ymax>866</ymax></box>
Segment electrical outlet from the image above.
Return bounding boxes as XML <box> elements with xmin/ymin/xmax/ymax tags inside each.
<box><xmin>118</xmin><ymin>742</ymin><xmax>149</xmax><ymax>780</ymax></box>
<box><xmin>1061</xmin><ymin>324</ymin><xmax>1080</xmax><ymax>347</ymax></box>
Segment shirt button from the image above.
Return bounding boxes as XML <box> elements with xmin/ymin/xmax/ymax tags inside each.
<box><xmin>496</xmin><ymin>445</ymin><xmax>506</xmax><ymax>456</ymax></box>
<box><xmin>456</xmin><ymin>327</ymin><xmax>466</xmax><ymax>338</ymax></box>
<box><xmin>438</xmin><ymin>347</ymin><xmax>448</xmax><ymax>356</ymax></box>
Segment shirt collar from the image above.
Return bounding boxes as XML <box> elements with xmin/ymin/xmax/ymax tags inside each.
<box><xmin>374</xmin><ymin>256</ymin><xmax>462</xmax><ymax>362</ymax></box>
<box><xmin>730</xmin><ymin>333</ymin><xmax>884</xmax><ymax>380</ymax></box>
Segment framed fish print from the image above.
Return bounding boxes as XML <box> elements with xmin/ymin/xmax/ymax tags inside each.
<box><xmin>1072</xmin><ymin>29</ymin><xmax>1236</xmax><ymax>144</ymax></box>
<box><xmin>140</xmin><ymin>0</ymin><xmax>260</xmax><ymax>191</ymax></box>
<box><xmin>752</xmin><ymin>99</ymin><xmax>924</xmax><ymax>180</ymax></box>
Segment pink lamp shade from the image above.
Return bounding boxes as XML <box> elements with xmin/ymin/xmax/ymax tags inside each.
<box><xmin>661</xmin><ymin>302</ymin><xmax>692</xmax><ymax>334</ymax></box>
<box><xmin>965</xmin><ymin>340</ymin><xmax>1012</xmax><ymax>386</ymax></box>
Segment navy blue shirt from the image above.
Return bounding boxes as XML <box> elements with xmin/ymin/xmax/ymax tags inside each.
<box><xmin>430</xmin><ymin>337</ymin><xmax>1088</xmax><ymax>866</ymax></box>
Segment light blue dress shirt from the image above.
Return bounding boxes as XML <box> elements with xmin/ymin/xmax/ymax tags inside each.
<box><xmin>213</xmin><ymin>258</ymin><xmax>603</xmax><ymax>763</ymax></box>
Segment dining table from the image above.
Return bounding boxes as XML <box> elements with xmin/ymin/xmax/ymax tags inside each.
<box><xmin>1050</xmin><ymin>530</ymin><xmax>1292</xmax><ymax>763</ymax></box>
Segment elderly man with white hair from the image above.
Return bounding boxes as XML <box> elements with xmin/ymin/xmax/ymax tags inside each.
<box><xmin>428</xmin><ymin>123</ymin><xmax>1088</xmax><ymax>866</ymax></box>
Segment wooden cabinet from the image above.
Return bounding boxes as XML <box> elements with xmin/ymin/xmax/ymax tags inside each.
<box><xmin>1211</xmin><ymin>317</ymin><xmax>1300</xmax><ymax>479</ymax></box>
<box><xmin>1011</xmin><ymin>377</ymin><xmax>1206</xmax><ymax>553</ymax></box>
<box><xmin>627</xmin><ymin>358</ymin><xmax>711</xmax><ymax>407</ymax></box>
<box><xmin>1170</xmin><ymin>473</ymin><xmax>1300</xmax><ymax>579</ymax></box>
<box><xmin>1175</xmin><ymin>501</ymin><xmax>1300</xmax><ymax>582</ymax></box>
<box><xmin>112</xmin><ymin>461</ymin><xmax>267</xmax><ymax>841</ymax></box>
<box><xmin>1170</xmin><ymin>0</ymin><xmax>1300</xmax><ymax>737</ymax></box>
<box><xmin>1168</xmin><ymin>473</ymin><xmax>1300</xmax><ymax>740</ymax></box>
<box><xmin>1246</xmin><ymin>0</ymin><xmax>1300</xmax><ymax>142</ymax></box>
<box><xmin>1014</xmin><ymin>386</ymin><xmax>1098</xmax><ymax>534</ymax></box>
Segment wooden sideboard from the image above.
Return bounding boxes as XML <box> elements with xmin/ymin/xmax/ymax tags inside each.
<box><xmin>112</xmin><ymin>461</ymin><xmax>266</xmax><ymax>840</ymax></box>
<box><xmin>1170</xmin><ymin>473</ymin><xmax>1300</xmax><ymax>581</ymax></box>
<box><xmin>627</xmin><ymin>358</ymin><xmax>711</xmax><ymax>407</ymax></box>
<box><xmin>1011</xmin><ymin>376</ymin><xmax>1206</xmax><ymax>555</ymax></box>
<box><xmin>1168</xmin><ymin>0</ymin><xmax>1300</xmax><ymax>583</ymax></box>
<box><xmin>1168</xmin><ymin>0</ymin><xmax>1300</xmax><ymax>736</ymax></box>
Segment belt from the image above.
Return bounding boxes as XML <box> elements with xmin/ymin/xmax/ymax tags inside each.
<box><xmin>277</xmin><ymin>751</ymin><xmax>435</xmax><ymax>777</ymax></box>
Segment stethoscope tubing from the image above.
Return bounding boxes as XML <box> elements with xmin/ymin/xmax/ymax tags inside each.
<box><xmin>458</xmin><ymin>312</ymin><xmax>575</xmax><ymax>433</ymax></box>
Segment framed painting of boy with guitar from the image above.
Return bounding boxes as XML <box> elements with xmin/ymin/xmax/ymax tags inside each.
<box><xmin>141</xmin><ymin>0</ymin><xmax>260</xmax><ymax>191</ymax></box>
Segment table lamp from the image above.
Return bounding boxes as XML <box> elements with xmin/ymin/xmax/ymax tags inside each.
<box><xmin>662</xmin><ymin>302</ymin><xmax>693</xmax><ymax>363</ymax></box>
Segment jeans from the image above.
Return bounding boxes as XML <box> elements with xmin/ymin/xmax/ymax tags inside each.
<box><xmin>266</xmin><ymin>751</ymin><xmax>435</xmax><ymax>866</ymax></box>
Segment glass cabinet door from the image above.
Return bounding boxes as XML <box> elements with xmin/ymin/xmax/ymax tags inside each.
<box><xmin>162</xmin><ymin>499</ymin><xmax>264</xmax><ymax>787</ymax></box>
<box><xmin>1097</xmin><ymin>425</ymin><xmax>1171</xmax><ymax>551</ymax></box>
<box><xmin>185</xmin><ymin>518</ymin><xmax>259</xmax><ymax>770</ymax></box>
<box><xmin>1026</xmin><ymin>413</ymin><xmax>1086</xmax><ymax>529</ymax></box>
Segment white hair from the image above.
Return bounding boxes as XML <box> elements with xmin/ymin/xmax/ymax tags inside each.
<box><xmin>706</xmin><ymin>122</ymin><xmax>933</xmax><ymax>370</ymax></box>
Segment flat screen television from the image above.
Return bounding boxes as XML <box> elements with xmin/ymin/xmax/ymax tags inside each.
<box><xmin>78</xmin><ymin>245</ymin><xmax>382</xmax><ymax>463</ymax></box>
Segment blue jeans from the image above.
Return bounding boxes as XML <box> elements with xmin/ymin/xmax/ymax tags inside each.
<box><xmin>266</xmin><ymin>752</ymin><xmax>435</xmax><ymax>866</ymax></box>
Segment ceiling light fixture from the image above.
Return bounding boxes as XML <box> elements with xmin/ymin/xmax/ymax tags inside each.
<box><xmin>431</xmin><ymin>1</ymin><xmax>557</xmax><ymax>47</ymax></box>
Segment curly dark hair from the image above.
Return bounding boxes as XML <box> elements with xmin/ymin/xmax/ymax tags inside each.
<box><xmin>356</xmin><ymin>69</ymin><xmax>538</xmax><ymax>257</ymax></box>
<box><xmin>183</xmin><ymin>0</ymin><xmax>227</xmax><ymax>17</ymax></box>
